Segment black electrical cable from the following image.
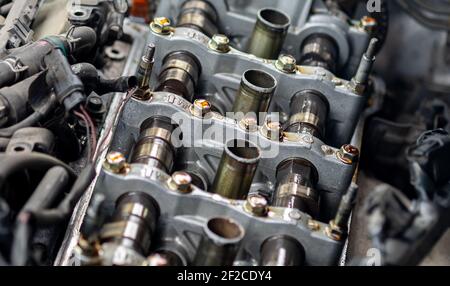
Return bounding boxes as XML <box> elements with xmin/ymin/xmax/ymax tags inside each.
<box><xmin>10</xmin><ymin>213</ymin><xmax>31</xmax><ymax>266</ymax></box>
<box><xmin>0</xmin><ymin>95</ymin><xmax>55</xmax><ymax>138</ymax></box>
<box><xmin>10</xmin><ymin>167</ymin><xmax>70</xmax><ymax>266</ymax></box>
<box><xmin>21</xmin><ymin>166</ymin><xmax>71</xmax><ymax>213</ymax></box>
<box><xmin>72</xmin><ymin>62</ymin><xmax>137</xmax><ymax>95</ymax></box>
<box><xmin>0</xmin><ymin>112</ymin><xmax>42</xmax><ymax>138</ymax></box>
<box><xmin>32</xmin><ymin>164</ymin><xmax>96</xmax><ymax>226</ymax></box>
<box><xmin>74</xmin><ymin>110</ymin><xmax>92</xmax><ymax>162</ymax></box>
<box><xmin>0</xmin><ymin>152</ymin><xmax>76</xmax><ymax>191</ymax></box>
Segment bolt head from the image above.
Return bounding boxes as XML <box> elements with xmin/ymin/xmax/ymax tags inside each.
<box><xmin>244</xmin><ymin>194</ymin><xmax>268</xmax><ymax>217</ymax></box>
<box><xmin>325</xmin><ymin>220</ymin><xmax>346</xmax><ymax>241</ymax></box>
<box><xmin>239</xmin><ymin>115</ymin><xmax>258</xmax><ymax>132</ymax></box>
<box><xmin>261</xmin><ymin>120</ymin><xmax>283</xmax><ymax>141</ymax></box>
<box><xmin>87</xmin><ymin>96</ymin><xmax>103</xmax><ymax>111</ymax></box>
<box><xmin>308</xmin><ymin>219</ymin><xmax>320</xmax><ymax>231</ymax></box>
<box><xmin>103</xmin><ymin>151</ymin><xmax>126</xmax><ymax>173</ymax></box>
<box><xmin>337</xmin><ymin>144</ymin><xmax>359</xmax><ymax>164</ymax></box>
<box><xmin>288</xmin><ymin>209</ymin><xmax>302</xmax><ymax>220</ymax></box>
<box><xmin>191</xmin><ymin>99</ymin><xmax>211</xmax><ymax>118</ymax></box>
<box><xmin>168</xmin><ymin>171</ymin><xmax>192</xmax><ymax>193</ymax></box>
<box><xmin>360</xmin><ymin>16</ymin><xmax>377</xmax><ymax>32</ymax></box>
<box><xmin>208</xmin><ymin>34</ymin><xmax>230</xmax><ymax>53</ymax></box>
<box><xmin>275</xmin><ymin>54</ymin><xmax>297</xmax><ymax>73</ymax></box>
<box><xmin>151</xmin><ymin>17</ymin><xmax>172</xmax><ymax>34</ymax></box>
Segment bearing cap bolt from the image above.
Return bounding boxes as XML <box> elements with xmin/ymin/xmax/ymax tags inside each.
<box><xmin>191</xmin><ymin>99</ymin><xmax>212</xmax><ymax>118</ymax></box>
<box><xmin>244</xmin><ymin>194</ymin><xmax>268</xmax><ymax>217</ymax></box>
<box><xmin>168</xmin><ymin>171</ymin><xmax>192</xmax><ymax>193</ymax></box>
<box><xmin>337</xmin><ymin>144</ymin><xmax>359</xmax><ymax>164</ymax></box>
<box><xmin>360</xmin><ymin>16</ymin><xmax>377</xmax><ymax>33</ymax></box>
<box><xmin>262</xmin><ymin>120</ymin><xmax>283</xmax><ymax>141</ymax></box>
<box><xmin>239</xmin><ymin>115</ymin><xmax>258</xmax><ymax>132</ymax></box>
<box><xmin>103</xmin><ymin>151</ymin><xmax>127</xmax><ymax>174</ymax></box>
<box><xmin>275</xmin><ymin>54</ymin><xmax>297</xmax><ymax>73</ymax></box>
<box><xmin>208</xmin><ymin>34</ymin><xmax>231</xmax><ymax>53</ymax></box>
<box><xmin>151</xmin><ymin>17</ymin><xmax>172</xmax><ymax>35</ymax></box>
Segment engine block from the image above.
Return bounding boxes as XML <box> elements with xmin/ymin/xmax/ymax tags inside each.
<box><xmin>52</xmin><ymin>0</ymin><xmax>378</xmax><ymax>267</ymax></box>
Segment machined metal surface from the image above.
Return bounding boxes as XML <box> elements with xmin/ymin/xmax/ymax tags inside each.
<box><xmin>1</xmin><ymin>0</ymin><xmax>448</xmax><ymax>268</ymax></box>
<box><xmin>91</xmin><ymin>164</ymin><xmax>344</xmax><ymax>266</ymax></box>
<box><xmin>110</xmin><ymin>92</ymin><xmax>356</xmax><ymax>218</ymax></box>
<box><xmin>146</xmin><ymin>27</ymin><xmax>367</xmax><ymax>147</ymax></box>
<box><xmin>156</xmin><ymin>0</ymin><xmax>370</xmax><ymax>76</ymax></box>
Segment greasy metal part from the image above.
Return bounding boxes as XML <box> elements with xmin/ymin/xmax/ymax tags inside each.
<box><xmin>52</xmin><ymin>3</ymin><xmax>375</xmax><ymax>266</ymax></box>
<box><xmin>103</xmin><ymin>151</ymin><xmax>127</xmax><ymax>174</ymax></box>
<box><xmin>113</xmin><ymin>92</ymin><xmax>356</xmax><ymax>214</ymax></box>
<box><xmin>273</xmin><ymin>158</ymin><xmax>320</xmax><ymax>218</ymax></box>
<box><xmin>244</xmin><ymin>194</ymin><xmax>269</xmax><ymax>217</ymax></box>
<box><xmin>275</xmin><ymin>54</ymin><xmax>297</xmax><ymax>73</ymax></box>
<box><xmin>299</xmin><ymin>34</ymin><xmax>339</xmax><ymax>74</ymax></box>
<box><xmin>130</xmin><ymin>116</ymin><xmax>177</xmax><ymax>173</ymax></box>
<box><xmin>147</xmin><ymin>27</ymin><xmax>366</xmax><ymax>147</ymax></box>
<box><xmin>89</xmin><ymin>164</ymin><xmax>345</xmax><ymax>266</ymax></box>
<box><xmin>261</xmin><ymin>118</ymin><xmax>284</xmax><ymax>142</ymax></box>
<box><xmin>191</xmin><ymin>99</ymin><xmax>212</xmax><ymax>118</ymax></box>
<box><xmin>212</xmin><ymin>139</ymin><xmax>261</xmax><ymax>200</ymax></box>
<box><xmin>193</xmin><ymin>217</ymin><xmax>245</xmax><ymax>266</ymax></box>
<box><xmin>260</xmin><ymin>235</ymin><xmax>305</xmax><ymax>266</ymax></box>
<box><xmin>326</xmin><ymin>183</ymin><xmax>358</xmax><ymax>241</ymax></box>
<box><xmin>349</xmin><ymin>38</ymin><xmax>378</xmax><ymax>94</ymax></box>
<box><xmin>286</xmin><ymin>90</ymin><xmax>329</xmax><ymax>140</ymax></box>
<box><xmin>156</xmin><ymin>0</ymin><xmax>370</xmax><ymax>76</ymax></box>
<box><xmin>232</xmin><ymin>69</ymin><xmax>277</xmax><ymax>121</ymax></box>
<box><xmin>167</xmin><ymin>171</ymin><xmax>193</xmax><ymax>193</ymax></box>
<box><xmin>155</xmin><ymin>51</ymin><xmax>201</xmax><ymax>102</ymax></box>
<box><xmin>136</xmin><ymin>43</ymin><xmax>155</xmax><ymax>90</ymax></box>
<box><xmin>336</xmin><ymin>144</ymin><xmax>360</xmax><ymax>165</ymax></box>
<box><xmin>208</xmin><ymin>34</ymin><xmax>230</xmax><ymax>53</ymax></box>
<box><xmin>150</xmin><ymin>17</ymin><xmax>172</xmax><ymax>35</ymax></box>
<box><xmin>247</xmin><ymin>8</ymin><xmax>291</xmax><ymax>59</ymax></box>
<box><xmin>99</xmin><ymin>192</ymin><xmax>160</xmax><ymax>263</ymax></box>
<box><xmin>176</xmin><ymin>0</ymin><xmax>218</xmax><ymax>38</ymax></box>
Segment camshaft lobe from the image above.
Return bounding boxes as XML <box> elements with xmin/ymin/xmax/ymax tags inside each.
<box><xmin>156</xmin><ymin>51</ymin><xmax>201</xmax><ymax>102</ymax></box>
<box><xmin>299</xmin><ymin>34</ymin><xmax>339</xmax><ymax>74</ymax></box>
<box><xmin>260</xmin><ymin>235</ymin><xmax>305</xmax><ymax>266</ymax></box>
<box><xmin>286</xmin><ymin>90</ymin><xmax>329</xmax><ymax>140</ymax></box>
<box><xmin>177</xmin><ymin>0</ymin><xmax>219</xmax><ymax>38</ymax></box>
<box><xmin>99</xmin><ymin>192</ymin><xmax>160</xmax><ymax>258</ymax></box>
<box><xmin>131</xmin><ymin>116</ymin><xmax>177</xmax><ymax>173</ymax></box>
<box><xmin>273</xmin><ymin>158</ymin><xmax>320</xmax><ymax>218</ymax></box>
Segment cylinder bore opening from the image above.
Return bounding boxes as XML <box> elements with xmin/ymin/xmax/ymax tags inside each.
<box><xmin>243</xmin><ymin>70</ymin><xmax>277</xmax><ymax>90</ymax></box>
<box><xmin>226</xmin><ymin>139</ymin><xmax>260</xmax><ymax>160</ymax></box>
<box><xmin>258</xmin><ymin>8</ymin><xmax>290</xmax><ymax>28</ymax></box>
<box><xmin>207</xmin><ymin>217</ymin><xmax>243</xmax><ymax>239</ymax></box>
